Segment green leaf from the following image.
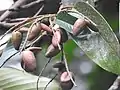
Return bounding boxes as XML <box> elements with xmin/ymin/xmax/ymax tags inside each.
<box><xmin>55</xmin><ymin>2</ymin><xmax>120</xmax><ymax>74</ymax></box>
<box><xmin>0</xmin><ymin>68</ymin><xmax>60</xmax><ymax>90</ymax></box>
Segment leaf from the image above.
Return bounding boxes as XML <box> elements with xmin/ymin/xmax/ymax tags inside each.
<box><xmin>55</xmin><ymin>2</ymin><xmax>120</xmax><ymax>74</ymax></box>
<box><xmin>0</xmin><ymin>39</ymin><xmax>23</xmax><ymax>70</ymax></box>
<box><xmin>0</xmin><ymin>68</ymin><xmax>60</xmax><ymax>90</ymax></box>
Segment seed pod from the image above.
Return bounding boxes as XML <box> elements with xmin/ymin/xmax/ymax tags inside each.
<box><xmin>60</xmin><ymin>28</ymin><xmax>68</xmax><ymax>43</ymax></box>
<box><xmin>60</xmin><ymin>72</ymin><xmax>74</xmax><ymax>90</ymax></box>
<box><xmin>52</xmin><ymin>29</ymin><xmax>61</xmax><ymax>47</ymax></box>
<box><xmin>53</xmin><ymin>61</ymin><xmax>66</xmax><ymax>73</ymax></box>
<box><xmin>72</xmin><ymin>18</ymin><xmax>87</xmax><ymax>36</ymax></box>
<box><xmin>22</xmin><ymin>50</ymin><xmax>36</xmax><ymax>72</ymax></box>
<box><xmin>45</xmin><ymin>44</ymin><xmax>60</xmax><ymax>58</ymax></box>
<box><xmin>53</xmin><ymin>61</ymin><xmax>65</xmax><ymax>69</ymax></box>
<box><xmin>85</xmin><ymin>19</ymin><xmax>99</xmax><ymax>32</ymax></box>
<box><xmin>28</xmin><ymin>23</ymin><xmax>41</xmax><ymax>41</ymax></box>
<box><xmin>41</xmin><ymin>23</ymin><xmax>53</xmax><ymax>33</ymax></box>
<box><xmin>11</xmin><ymin>31</ymin><xmax>22</xmax><ymax>50</ymax></box>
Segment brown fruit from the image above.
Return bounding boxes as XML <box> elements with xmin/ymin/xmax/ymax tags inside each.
<box><xmin>72</xmin><ymin>18</ymin><xmax>87</xmax><ymax>36</ymax></box>
<box><xmin>40</xmin><ymin>23</ymin><xmax>52</xmax><ymax>33</ymax></box>
<box><xmin>52</xmin><ymin>29</ymin><xmax>61</xmax><ymax>47</ymax></box>
<box><xmin>22</xmin><ymin>50</ymin><xmax>36</xmax><ymax>72</ymax></box>
<box><xmin>28</xmin><ymin>23</ymin><xmax>41</xmax><ymax>41</ymax></box>
<box><xmin>11</xmin><ymin>31</ymin><xmax>22</xmax><ymax>50</ymax></box>
<box><xmin>60</xmin><ymin>72</ymin><xmax>74</xmax><ymax>90</ymax></box>
<box><xmin>45</xmin><ymin>44</ymin><xmax>60</xmax><ymax>58</ymax></box>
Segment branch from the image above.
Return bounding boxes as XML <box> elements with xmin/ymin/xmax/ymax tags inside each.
<box><xmin>0</xmin><ymin>0</ymin><xmax>61</xmax><ymax>22</ymax></box>
<box><xmin>19</xmin><ymin>0</ymin><xmax>44</xmax><ymax>10</ymax></box>
<box><xmin>0</xmin><ymin>0</ymin><xmax>29</xmax><ymax>22</ymax></box>
<box><xmin>108</xmin><ymin>76</ymin><xmax>120</xmax><ymax>90</ymax></box>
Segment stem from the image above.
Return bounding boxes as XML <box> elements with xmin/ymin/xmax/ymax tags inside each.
<box><xmin>44</xmin><ymin>73</ymin><xmax>58</xmax><ymax>90</ymax></box>
<box><xmin>36</xmin><ymin>58</ymin><xmax>52</xmax><ymax>90</ymax></box>
<box><xmin>63</xmin><ymin>51</ymin><xmax>77</xmax><ymax>87</ymax></box>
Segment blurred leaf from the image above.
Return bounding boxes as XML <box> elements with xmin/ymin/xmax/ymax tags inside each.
<box><xmin>0</xmin><ymin>39</ymin><xmax>23</xmax><ymax>70</ymax></box>
<box><xmin>0</xmin><ymin>68</ymin><xmax>60</xmax><ymax>90</ymax></box>
<box><xmin>55</xmin><ymin>2</ymin><xmax>120</xmax><ymax>74</ymax></box>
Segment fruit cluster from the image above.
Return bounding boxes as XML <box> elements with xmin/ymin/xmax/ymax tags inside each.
<box><xmin>11</xmin><ymin>19</ymin><xmax>68</xmax><ymax>71</ymax></box>
<box><xmin>10</xmin><ymin>16</ymin><xmax>98</xmax><ymax>89</ymax></box>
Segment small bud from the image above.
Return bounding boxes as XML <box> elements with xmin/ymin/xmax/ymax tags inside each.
<box><xmin>72</xmin><ymin>18</ymin><xmax>87</xmax><ymax>36</ymax></box>
<box><xmin>28</xmin><ymin>23</ymin><xmax>41</xmax><ymax>41</ymax></box>
<box><xmin>45</xmin><ymin>44</ymin><xmax>60</xmax><ymax>58</ymax></box>
<box><xmin>41</xmin><ymin>23</ymin><xmax>53</xmax><ymax>33</ymax></box>
<box><xmin>11</xmin><ymin>31</ymin><xmax>22</xmax><ymax>50</ymax></box>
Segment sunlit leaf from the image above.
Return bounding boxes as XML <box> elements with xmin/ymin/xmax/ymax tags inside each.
<box><xmin>55</xmin><ymin>2</ymin><xmax>120</xmax><ymax>74</ymax></box>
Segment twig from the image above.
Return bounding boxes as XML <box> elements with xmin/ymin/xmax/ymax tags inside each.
<box><xmin>63</xmin><ymin>50</ymin><xmax>77</xmax><ymax>87</ymax></box>
<box><xmin>37</xmin><ymin>58</ymin><xmax>52</xmax><ymax>90</ymax></box>
<box><xmin>108</xmin><ymin>76</ymin><xmax>120</xmax><ymax>90</ymax></box>
<box><xmin>0</xmin><ymin>0</ymin><xmax>28</xmax><ymax>22</ymax></box>
<box><xmin>44</xmin><ymin>73</ymin><xmax>58</xmax><ymax>90</ymax></box>
<box><xmin>6</xmin><ymin>18</ymin><xmax>27</xmax><ymax>23</ymax></box>
<box><xmin>0</xmin><ymin>14</ymin><xmax>55</xmax><ymax>40</ymax></box>
<box><xmin>12</xmin><ymin>0</ymin><xmax>44</xmax><ymax>11</ymax></box>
